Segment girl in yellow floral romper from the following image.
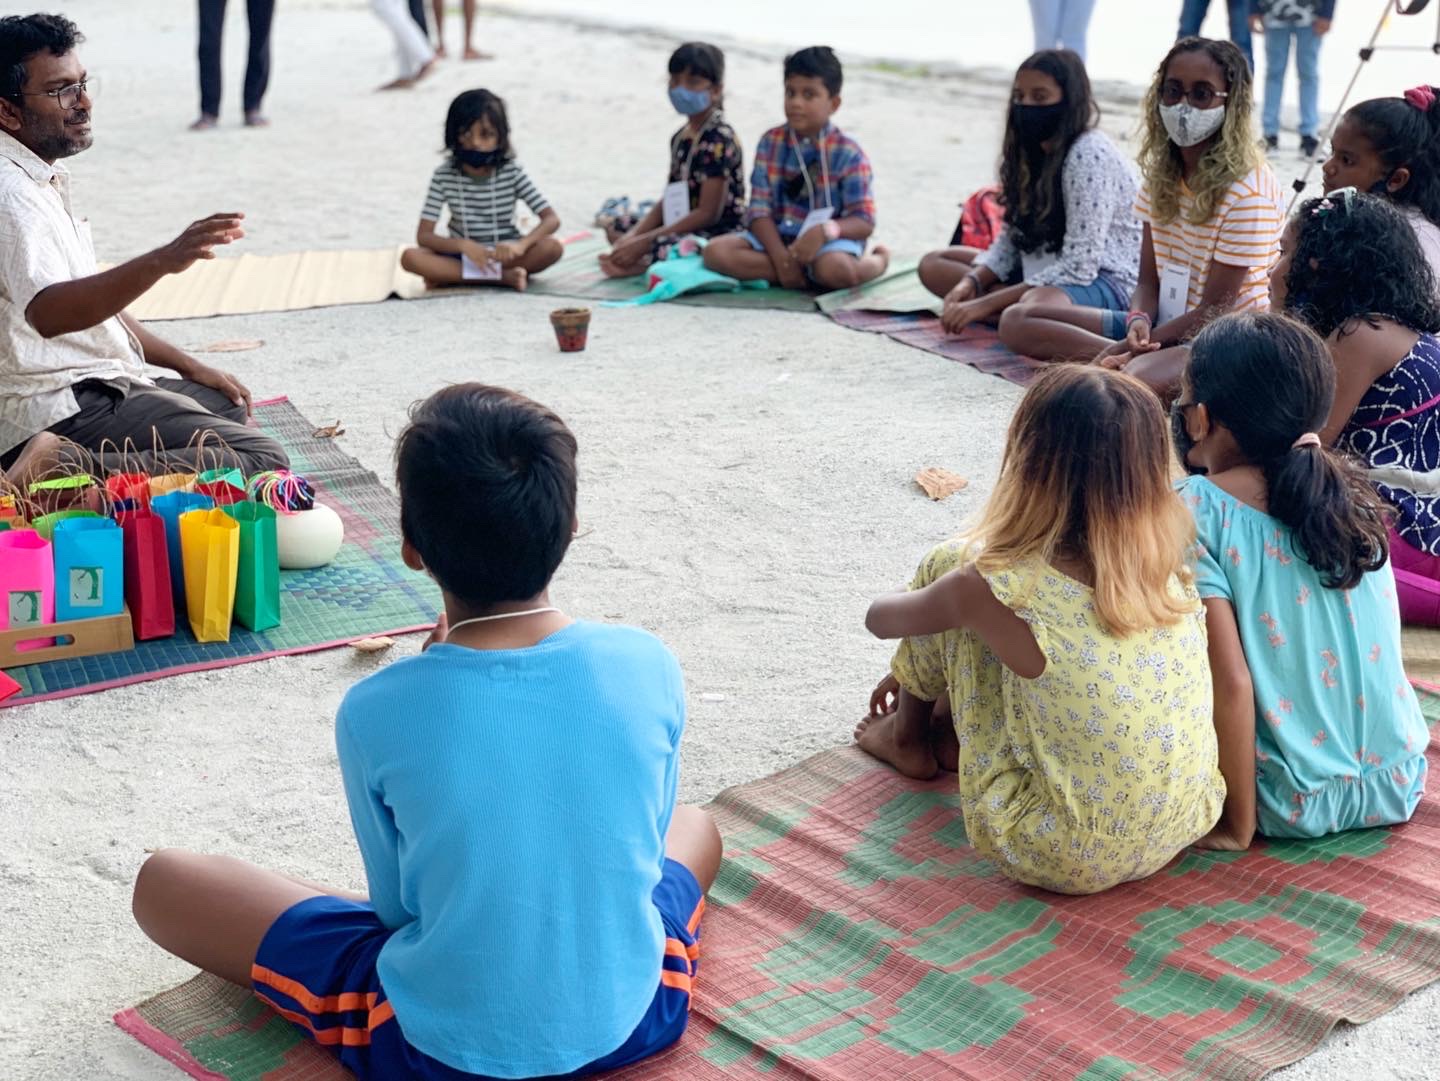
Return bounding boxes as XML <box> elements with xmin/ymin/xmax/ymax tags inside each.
<box><xmin>857</xmin><ymin>366</ymin><xmax>1225</xmax><ymax>895</ymax></box>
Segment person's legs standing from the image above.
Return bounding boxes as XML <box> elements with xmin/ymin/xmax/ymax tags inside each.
<box><xmin>1225</xmin><ymin>0</ymin><xmax>1254</xmax><ymax>70</ymax></box>
<box><xmin>242</xmin><ymin>0</ymin><xmax>275</xmax><ymax>121</ymax></box>
<box><xmin>1177</xmin><ymin>0</ymin><xmax>1210</xmax><ymax>37</ymax></box>
<box><xmin>370</xmin><ymin>0</ymin><xmax>436</xmax><ymax>83</ymax></box>
<box><xmin>1263</xmin><ymin>25</ymin><xmax>1291</xmax><ymax>141</ymax></box>
<box><xmin>1056</xmin><ymin>0</ymin><xmax>1097</xmax><ymax>60</ymax></box>
<box><xmin>1294</xmin><ymin>23</ymin><xmax>1320</xmax><ymax>142</ymax></box>
<box><xmin>196</xmin><ymin>0</ymin><xmax>227</xmax><ymax>122</ymax></box>
<box><xmin>1027</xmin><ymin>0</ymin><xmax>1063</xmax><ymax>51</ymax></box>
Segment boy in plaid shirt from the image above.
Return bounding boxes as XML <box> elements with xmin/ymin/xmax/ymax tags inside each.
<box><xmin>703</xmin><ymin>46</ymin><xmax>889</xmax><ymax>291</ymax></box>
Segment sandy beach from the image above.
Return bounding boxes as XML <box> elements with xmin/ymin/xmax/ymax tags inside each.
<box><xmin>3</xmin><ymin>2</ymin><xmax>1437</xmax><ymax>1078</ymax></box>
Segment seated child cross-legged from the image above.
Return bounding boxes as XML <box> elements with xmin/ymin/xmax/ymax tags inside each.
<box><xmin>1174</xmin><ymin>312</ymin><xmax>1428</xmax><ymax>847</ymax></box>
<box><xmin>1001</xmin><ymin>38</ymin><xmax>1282</xmax><ymax>397</ymax></box>
<box><xmin>599</xmin><ymin>42</ymin><xmax>747</xmax><ymax>279</ymax></box>
<box><xmin>856</xmin><ymin>366</ymin><xmax>1225</xmax><ymax>895</ymax></box>
<box><xmin>131</xmin><ymin>385</ymin><xmax>722</xmax><ymax>1081</ymax></box>
<box><xmin>400</xmin><ymin>89</ymin><xmax>564</xmax><ymax>292</ymax></box>
<box><xmin>703</xmin><ymin>46</ymin><xmax>889</xmax><ymax>291</ymax></box>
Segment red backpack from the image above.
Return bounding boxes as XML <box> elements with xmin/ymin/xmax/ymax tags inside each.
<box><xmin>949</xmin><ymin>184</ymin><xmax>1005</xmax><ymax>250</ymax></box>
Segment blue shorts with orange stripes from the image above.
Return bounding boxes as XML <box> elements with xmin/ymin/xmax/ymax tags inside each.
<box><xmin>250</xmin><ymin>858</ymin><xmax>705</xmax><ymax>1080</ymax></box>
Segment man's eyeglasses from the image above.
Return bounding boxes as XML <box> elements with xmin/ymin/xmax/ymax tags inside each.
<box><xmin>19</xmin><ymin>79</ymin><xmax>95</xmax><ymax>111</ymax></box>
<box><xmin>1159</xmin><ymin>82</ymin><xmax>1227</xmax><ymax>109</ymax></box>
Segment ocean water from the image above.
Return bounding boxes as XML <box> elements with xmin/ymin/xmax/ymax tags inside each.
<box><xmin>507</xmin><ymin>0</ymin><xmax>1440</xmax><ymax>116</ymax></box>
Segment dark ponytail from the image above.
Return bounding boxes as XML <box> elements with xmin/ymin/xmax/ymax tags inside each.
<box><xmin>1345</xmin><ymin>89</ymin><xmax>1440</xmax><ymax>226</ymax></box>
<box><xmin>1187</xmin><ymin>313</ymin><xmax>1390</xmax><ymax>590</ymax></box>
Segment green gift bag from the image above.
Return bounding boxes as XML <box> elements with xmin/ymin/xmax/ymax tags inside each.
<box><xmin>222</xmin><ymin>501</ymin><xmax>280</xmax><ymax>632</ymax></box>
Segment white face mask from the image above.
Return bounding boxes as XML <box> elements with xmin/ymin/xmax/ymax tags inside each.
<box><xmin>1159</xmin><ymin>101</ymin><xmax>1226</xmax><ymax>147</ymax></box>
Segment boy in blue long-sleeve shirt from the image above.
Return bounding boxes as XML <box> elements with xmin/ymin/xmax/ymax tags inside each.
<box><xmin>1251</xmin><ymin>0</ymin><xmax>1336</xmax><ymax>157</ymax></box>
<box><xmin>132</xmin><ymin>384</ymin><xmax>722</xmax><ymax>1080</ymax></box>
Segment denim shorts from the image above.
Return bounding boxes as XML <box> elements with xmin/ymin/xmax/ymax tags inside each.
<box><xmin>740</xmin><ymin>229</ymin><xmax>865</xmax><ymax>279</ymax></box>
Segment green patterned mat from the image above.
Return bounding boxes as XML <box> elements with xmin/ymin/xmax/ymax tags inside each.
<box><xmin>3</xmin><ymin>398</ymin><xmax>438</xmax><ymax>704</ymax></box>
<box><xmin>115</xmin><ymin>692</ymin><xmax>1440</xmax><ymax>1080</ymax></box>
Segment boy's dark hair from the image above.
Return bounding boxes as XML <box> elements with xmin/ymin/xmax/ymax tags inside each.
<box><xmin>443</xmin><ymin>88</ymin><xmax>511</xmax><ymax>161</ymax></box>
<box><xmin>1285</xmin><ymin>191</ymin><xmax>1440</xmax><ymax>338</ymax></box>
<box><xmin>669</xmin><ymin>41</ymin><xmax>724</xmax><ymax>86</ymax></box>
<box><xmin>1000</xmin><ymin>49</ymin><xmax>1098</xmax><ymax>256</ymax></box>
<box><xmin>1188</xmin><ymin>312</ymin><xmax>1389</xmax><ymax>590</ymax></box>
<box><xmin>396</xmin><ymin>385</ymin><xmax>578</xmax><ymax>611</ymax></box>
<box><xmin>1346</xmin><ymin>90</ymin><xmax>1440</xmax><ymax>227</ymax></box>
<box><xmin>783</xmin><ymin>46</ymin><xmax>842</xmax><ymax>96</ymax></box>
<box><xmin>0</xmin><ymin>13</ymin><xmax>82</xmax><ymax>104</ymax></box>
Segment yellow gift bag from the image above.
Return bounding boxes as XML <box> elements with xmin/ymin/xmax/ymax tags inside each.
<box><xmin>179</xmin><ymin>507</ymin><xmax>239</xmax><ymax>642</ymax></box>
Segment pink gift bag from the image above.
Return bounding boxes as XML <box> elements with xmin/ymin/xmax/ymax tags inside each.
<box><xmin>0</xmin><ymin>528</ymin><xmax>56</xmax><ymax>651</ymax></box>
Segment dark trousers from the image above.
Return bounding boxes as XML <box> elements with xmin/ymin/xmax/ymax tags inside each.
<box><xmin>197</xmin><ymin>0</ymin><xmax>276</xmax><ymax>117</ymax></box>
<box><xmin>408</xmin><ymin>0</ymin><xmax>429</xmax><ymax>33</ymax></box>
<box><xmin>2</xmin><ymin>379</ymin><xmax>289</xmax><ymax>476</ymax></box>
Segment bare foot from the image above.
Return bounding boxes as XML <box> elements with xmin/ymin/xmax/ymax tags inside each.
<box><xmin>434</xmin><ymin>43</ymin><xmax>448</xmax><ymax>59</ymax></box>
<box><xmin>503</xmin><ymin>267</ymin><xmax>528</xmax><ymax>292</ymax></box>
<box><xmin>411</xmin><ymin>57</ymin><xmax>437</xmax><ymax>84</ymax></box>
<box><xmin>463</xmin><ymin>46</ymin><xmax>493</xmax><ymax>60</ymax></box>
<box><xmin>872</xmin><ymin>244</ymin><xmax>892</xmax><ymax>273</ymax></box>
<box><xmin>854</xmin><ymin>711</ymin><xmax>938</xmax><ymax>780</ymax></box>
<box><xmin>598</xmin><ymin>253</ymin><xmax>642</xmax><ymax>279</ymax></box>
<box><xmin>243</xmin><ymin>111</ymin><xmax>269</xmax><ymax>128</ymax></box>
<box><xmin>378</xmin><ymin>76</ymin><xmax>414</xmax><ymax>91</ymax></box>
<box><xmin>189</xmin><ymin>115</ymin><xmax>218</xmax><ymax>131</ymax></box>
<box><xmin>932</xmin><ymin>714</ymin><xmax>959</xmax><ymax>773</ymax></box>
<box><xmin>4</xmin><ymin>432</ymin><xmax>65</xmax><ymax>490</ymax></box>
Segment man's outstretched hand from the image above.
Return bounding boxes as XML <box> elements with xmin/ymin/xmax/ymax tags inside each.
<box><xmin>152</xmin><ymin>213</ymin><xmax>245</xmax><ymax>275</ymax></box>
<box><xmin>183</xmin><ymin>359</ymin><xmax>252</xmax><ymax>415</ymax></box>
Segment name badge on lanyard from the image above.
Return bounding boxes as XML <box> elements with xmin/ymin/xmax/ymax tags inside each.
<box><xmin>791</xmin><ymin>128</ymin><xmax>835</xmax><ymax>237</ymax></box>
<box><xmin>1157</xmin><ymin>263</ymin><xmax>1192</xmax><ymax>326</ymax></box>
<box><xmin>461</xmin><ymin>253</ymin><xmax>503</xmax><ymax>281</ymax></box>
<box><xmin>662</xmin><ymin>181</ymin><xmax>689</xmax><ymax>227</ymax></box>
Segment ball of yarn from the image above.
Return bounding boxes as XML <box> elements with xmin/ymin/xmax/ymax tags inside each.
<box><xmin>247</xmin><ymin>470</ymin><xmax>316</xmax><ymax>514</ymax></box>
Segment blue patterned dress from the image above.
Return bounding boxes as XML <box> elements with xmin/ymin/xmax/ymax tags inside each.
<box><xmin>1336</xmin><ymin>333</ymin><xmax>1440</xmax><ymax>555</ymax></box>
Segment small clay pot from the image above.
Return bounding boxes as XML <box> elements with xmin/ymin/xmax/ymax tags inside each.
<box><xmin>550</xmin><ymin>307</ymin><xmax>591</xmax><ymax>353</ymax></box>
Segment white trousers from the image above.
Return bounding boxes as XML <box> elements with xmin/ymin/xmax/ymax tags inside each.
<box><xmin>370</xmin><ymin>0</ymin><xmax>434</xmax><ymax>79</ymax></box>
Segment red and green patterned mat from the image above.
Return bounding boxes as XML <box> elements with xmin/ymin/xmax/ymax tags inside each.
<box><xmin>115</xmin><ymin>692</ymin><xmax>1440</xmax><ymax>1080</ymax></box>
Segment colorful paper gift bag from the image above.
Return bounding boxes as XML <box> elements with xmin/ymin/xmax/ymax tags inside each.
<box><xmin>179</xmin><ymin>507</ymin><xmax>239</xmax><ymax>642</ymax></box>
<box><xmin>52</xmin><ymin>517</ymin><xmax>124</xmax><ymax>621</ymax></box>
<box><xmin>30</xmin><ymin>508</ymin><xmax>101</xmax><ymax>542</ymax></box>
<box><xmin>222</xmin><ymin>501</ymin><xmax>281</xmax><ymax>632</ymax></box>
<box><xmin>196</xmin><ymin>467</ymin><xmax>246</xmax><ymax>506</ymax></box>
<box><xmin>116</xmin><ymin>509</ymin><xmax>174</xmax><ymax>640</ymax></box>
<box><xmin>0</xmin><ymin>528</ymin><xmax>55</xmax><ymax>649</ymax></box>
<box><xmin>105</xmin><ymin>472</ymin><xmax>151</xmax><ymax>514</ymax></box>
<box><xmin>153</xmin><ymin>491</ymin><xmax>214</xmax><ymax>609</ymax></box>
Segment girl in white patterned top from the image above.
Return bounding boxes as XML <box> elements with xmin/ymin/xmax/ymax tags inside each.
<box><xmin>400</xmin><ymin>90</ymin><xmax>562</xmax><ymax>291</ymax></box>
<box><xmin>919</xmin><ymin>50</ymin><xmax>1141</xmax><ymax>348</ymax></box>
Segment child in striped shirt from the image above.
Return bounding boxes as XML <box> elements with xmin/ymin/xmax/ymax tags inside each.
<box><xmin>703</xmin><ymin>47</ymin><xmax>889</xmax><ymax>291</ymax></box>
<box><xmin>400</xmin><ymin>89</ymin><xmax>563</xmax><ymax>291</ymax></box>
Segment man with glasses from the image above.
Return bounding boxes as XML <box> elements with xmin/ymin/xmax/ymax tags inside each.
<box><xmin>0</xmin><ymin>13</ymin><xmax>287</xmax><ymax>481</ymax></box>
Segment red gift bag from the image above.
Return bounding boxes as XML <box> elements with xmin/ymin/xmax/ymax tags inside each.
<box><xmin>116</xmin><ymin>508</ymin><xmax>174</xmax><ymax>640</ymax></box>
<box><xmin>106</xmin><ymin>472</ymin><xmax>151</xmax><ymax>513</ymax></box>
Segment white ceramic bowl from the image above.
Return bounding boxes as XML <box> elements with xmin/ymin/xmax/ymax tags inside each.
<box><xmin>275</xmin><ymin>503</ymin><xmax>345</xmax><ymax>569</ymax></box>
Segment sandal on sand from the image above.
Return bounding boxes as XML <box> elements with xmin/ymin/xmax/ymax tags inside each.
<box><xmin>594</xmin><ymin>196</ymin><xmax>630</xmax><ymax>228</ymax></box>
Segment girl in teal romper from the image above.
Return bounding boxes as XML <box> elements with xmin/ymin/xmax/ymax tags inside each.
<box><xmin>1175</xmin><ymin>312</ymin><xmax>1428</xmax><ymax>849</ymax></box>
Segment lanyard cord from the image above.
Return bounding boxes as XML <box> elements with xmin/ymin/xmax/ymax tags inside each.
<box><xmin>671</xmin><ymin>108</ymin><xmax>719</xmax><ymax>187</ymax></box>
<box><xmin>456</xmin><ymin>161</ymin><xmax>502</xmax><ymax>248</ymax></box>
<box><xmin>788</xmin><ymin>127</ymin><xmax>832</xmax><ymax>210</ymax></box>
<box><xmin>445</xmin><ymin>606</ymin><xmax>561</xmax><ymax>639</ymax></box>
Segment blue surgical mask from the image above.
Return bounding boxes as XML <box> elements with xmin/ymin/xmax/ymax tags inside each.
<box><xmin>669</xmin><ymin>86</ymin><xmax>712</xmax><ymax>116</ymax></box>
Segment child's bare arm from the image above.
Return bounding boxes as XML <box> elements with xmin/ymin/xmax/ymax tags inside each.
<box><xmin>865</xmin><ymin>566</ymin><xmax>1045</xmax><ymax>678</ymax></box>
<box><xmin>415</xmin><ymin>218</ymin><xmax>468</xmax><ymax>256</ymax></box>
<box><xmin>1195</xmin><ymin>597</ymin><xmax>1257</xmax><ymax>850</ymax></box>
<box><xmin>831</xmin><ymin>216</ymin><xmax>874</xmax><ymax>241</ymax></box>
<box><xmin>514</xmin><ymin>208</ymin><xmax>560</xmax><ymax>253</ymax></box>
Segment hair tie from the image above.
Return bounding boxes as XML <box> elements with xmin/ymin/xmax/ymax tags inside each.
<box><xmin>1292</xmin><ymin>432</ymin><xmax>1321</xmax><ymax>449</ymax></box>
<box><xmin>1404</xmin><ymin>85</ymin><xmax>1436</xmax><ymax>111</ymax></box>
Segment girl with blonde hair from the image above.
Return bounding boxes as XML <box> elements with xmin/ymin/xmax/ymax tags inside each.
<box><xmin>856</xmin><ymin>366</ymin><xmax>1225</xmax><ymax>895</ymax></box>
<box><xmin>1004</xmin><ymin>38</ymin><xmax>1284</xmax><ymax>396</ymax></box>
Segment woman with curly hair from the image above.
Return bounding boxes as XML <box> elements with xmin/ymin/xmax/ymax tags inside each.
<box><xmin>1321</xmin><ymin>86</ymin><xmax>1440</xmax><ymax>289</ymax></box>
<box><xmin>919</xmin><ymin>50</ymin><xmax>1141</xmax><ymax>351</ymax></box>
<box><xmin>1004</xmin><ymin>38</ymin><xmax>1284</xmax><ymax>394</ymax></box>
<box><xmin>1274</xmin><ymin>189</ymin><xmax>1440</xmax><ymax>624</ymax></box>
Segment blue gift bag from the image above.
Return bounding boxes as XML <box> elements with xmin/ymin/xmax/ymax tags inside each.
<box><xmin>53</xmin><ymin>516</ymin><xmax>123</xmax><ymax>621</ymax></box>
<box><xmin>153</xmin><ymin>490</ymin><xmax>215</xmax><ymax>609</ymax></box>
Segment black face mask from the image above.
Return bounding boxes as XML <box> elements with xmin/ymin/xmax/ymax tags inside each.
<box><xmin>1011</xmin><ymin>102</ymin><xmax>1066</xmax><ymax>145</ymax></box>
<box><xmin>1170</xmin><ymin>402</ymin><xmax>1203</xmax><ymax>475</ymax></box>
<box><xmin>456</xmin><ymin>147</ymin><xmax>504</xmax><ymax>168</ymax></box>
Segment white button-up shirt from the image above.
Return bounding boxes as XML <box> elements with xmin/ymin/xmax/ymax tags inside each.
<box><xmin>0</xmin><ymin>131</ymin><xmax>150</xmax><ymax>454</ymax></box>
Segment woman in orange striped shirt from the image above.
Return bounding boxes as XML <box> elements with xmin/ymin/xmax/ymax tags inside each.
<box><xmin>1002</xmin><ymin>38</ymin><xmax>1284</xmax><ymax>400</ymax></box>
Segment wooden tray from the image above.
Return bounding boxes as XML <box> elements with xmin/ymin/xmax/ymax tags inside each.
<box><xmin>0</xmin><ymin>607</ymin><xmax>134</xmax><ymax>668</ymax></box>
